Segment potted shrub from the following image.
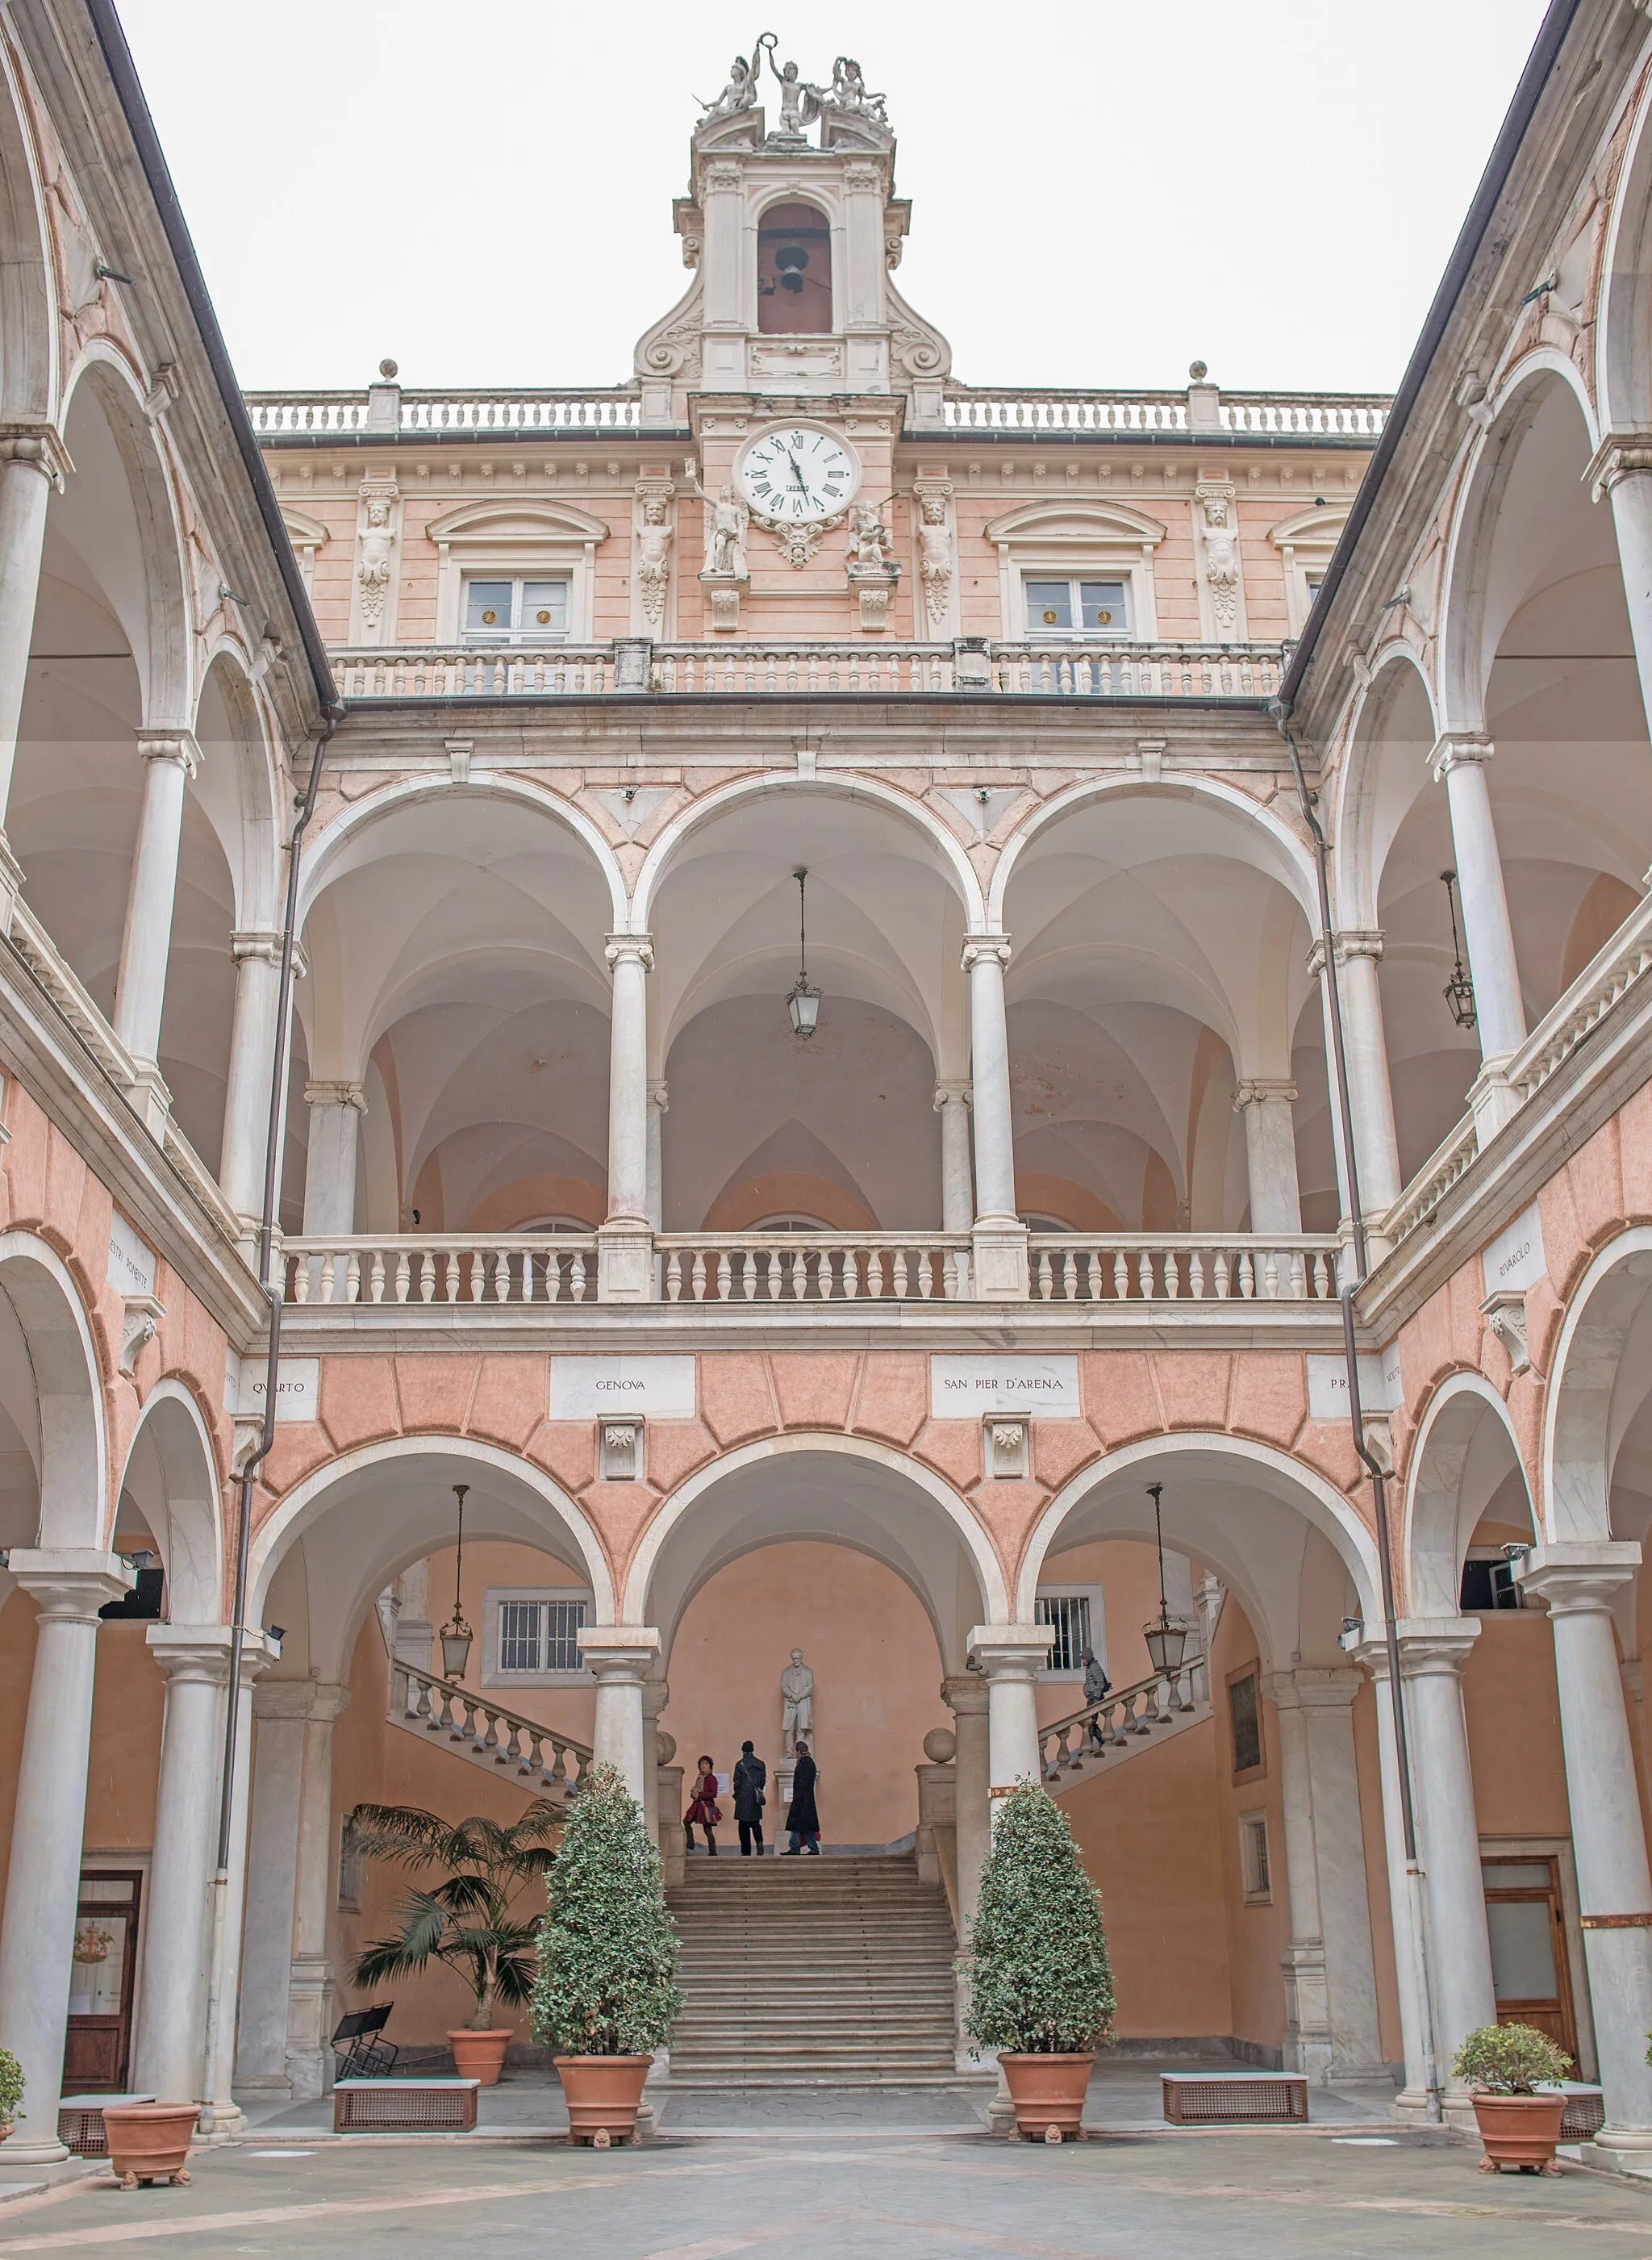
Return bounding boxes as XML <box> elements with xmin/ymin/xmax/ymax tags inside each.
<box><xmin>962</xmin><ymin>1782</ymin><xmax>1115</xmax><ymax>2141</ymax></box>
<box><xmin>1453</xmin><ymin>2023</ymin><xmax>1573</xmax><ymax>2174</ymax></box>
<box><xmin>532</xmin><ymin>1762</ymin><xmax>683</xmax><ymax>2145</ymax></box>
<box><xmin>0</xmin><ymin>2049</ymin><xmax>22</xmax><ymax>2144</ymax></box>
<box><xmin>352</xmin><ymin>1800</ymin><xmax>561</xmax><ymax>2084</ymax></box>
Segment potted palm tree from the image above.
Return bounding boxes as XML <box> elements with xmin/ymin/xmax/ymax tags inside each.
<box><xmin>962</xmin><ymin>1782</ymin><xmax>1115</xmax><ymax>2141</ymax></box>
<box><xmin>351</xmin><ymin>1800</ymin><xmax>561</xmax><ymax>2084</ymax></box>
<box><xmin>1453</xmin><ymin>2023</ymin><xmax>1573</xmax><ymax>2174</ymax></box>
<box><xmin>532</xmin><ymin>1763</ymin><xmax>683</xmax><ymax>2145</ymax></box>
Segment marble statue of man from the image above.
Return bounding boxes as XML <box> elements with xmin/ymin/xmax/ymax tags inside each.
<box><xmin>700</xmin><ymin>483</ymin><xmax>749</xmax><ymax>579</ymax></box>
<box><xmin>699</xmin><ymin>50</ymin><xmax>761</xmax><ymax>119</ymax></box>
<box><xmin>780</xmin><ymin>1648</ymin><xmax>815</xmax><ymax>1744</ymax></box>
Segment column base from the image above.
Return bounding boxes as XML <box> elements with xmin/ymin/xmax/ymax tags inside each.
<box><xmin>1580</xmin><ymin>2134</ymin><xmax>1652</xmax><ymax>2177</ymax></box>
<box><xmin>0</xmin><ymin>2137</ymin><xmax>70</xmax><ymax>2166</ymax></box>
<box><xmin>1393</xmin><ymin>2083</ymin><xmax>1478</xmax><ymax>2128</ymax></box>
<box><xmin>970</xmin><ymin>1218</ymin><xmax>1028</xmax><ymax>1300</ymax></box>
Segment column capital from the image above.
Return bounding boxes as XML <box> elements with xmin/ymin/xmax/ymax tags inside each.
<box><xmin>252</xmin><ymin>1673</ymin><xmax>350</xmax><ymax>1722</ymax></box>
<box><xmin>1587</xmin><ymin>430</ymin><xmax>1652</xmax><ymax>501</ymax></box>
<box><xmin>1306</xmin><ymin>927</ymin><xmax>1384</xmax><ymax>977</ymax></box>
<box><xmin>1354</xmin><ymin>1615</ymin><xmax>1480</xmax><ymax>1680</ymax></box>
<box><xmin>960</xmin><ymin>933</ymin><xmax>1011</xmax><ymax>972</ymax></box>
<box><xmin>933</xmin><ymin>1080</ymin><xmax>973</xmax><ymax>1111</ymax></box>
<box><xmin>640</xmin><ymin>1677</ymin><xmax>671</xmax><ymax>1719</ymax></box>
<box><xmin>1429</xmin><ymin>731</ymin><xmax>1494</xmax><ymax>782</ymax></box>
<box><xmin>1263</xmin><ymin>1665</ymin><xmax>1363</xmax><ymax>1711</ymax></box>
<box><xmin>648</xmin><ymin>1079</ymin><xmax>669</xmax><ymax>1112</ymax></box>
<box><xmin>135</xmin><ymin>726</ymin><xmax>202</xmax><ymax>779</ymax></box>
<box><xmin>1233</xmin><ymin>1076</ymin><xmax>1299</xmax><ymax>1112</ymax></box>
<box><xmin>941</xmin><ymin>1670</ymin><xmax>991</xmax><ymax>1716</ymax></box>
<box><xmin>147</xmin><ymin>1624</ymin><xmax>286</xmax><ymax>1685</ymax></box>
<box><xmin>577</xmin><ymin>1624</ymin><xmax>661</xmax><ymax>1684</ymax></box>
<box><xmin>6</xmin><ymin>1548</ymin><xmax>131</xmax><ymax>1619</ymax></box>
<box><xmin>231</xmin><ymin>928</ymin><xmax>284</xmax><ymax>964</ymax></box>
<box><xmin>0</xmin><ymin>423</ymin><xmax>72</xmax><ymax>490</ymax></box>
<box><xmin>605</xmin><ymin>932</ymin><xmax>655</xmax><ymax>971</ymax></box>
<box><xmin>1516</xmin><ymin>1539</ymin><xmax>1642</xmax><ymax>1615</ymax></box>
<box><xmin>968</xmin><ymin>1623</ymin><xmax>1052</xmax><ymax>1681</ymax></box>
<box><xmin>303</xmin><ymin>1078</ymin><xmax>366</xmax><ymax>1113</ymax></box>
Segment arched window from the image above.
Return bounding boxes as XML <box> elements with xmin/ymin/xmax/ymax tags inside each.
<box><xmin>757</xmin><ymin>202</ymin><xmax>832</xmax><ymax>336</ymax></box>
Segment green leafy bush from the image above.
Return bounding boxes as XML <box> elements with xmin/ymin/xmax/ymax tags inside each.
<box><xmin>532</xmin><ymin>1763</ymin><xmax>683</xmax><ymax>2057</ymax></box>
<box><xmin>0</xmin><ymin>2048</ymin><xmax>22</xmax><ymax>2126</ymax></box>
<box><xmin>1453</xmin><ymin>2022</ymin><xmax>1573</xmax><ymax>2095</ymax></box>
<box><xmin>963</xmin><ymin>1783</ymin><xmax>1115</xmax><ymax>2057</ymax></box>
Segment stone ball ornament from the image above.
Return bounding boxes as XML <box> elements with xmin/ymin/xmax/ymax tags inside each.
<box><xmin>923</xmin><ymin>1727</ymin><xmax>957</xmax><ymax>1765</ymax></box>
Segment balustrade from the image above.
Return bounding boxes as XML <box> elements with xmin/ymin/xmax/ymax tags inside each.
<box><xmin>1028</xmin><ymin>1235</ymin><xmax>1339</xmax><ymax>1304</ymax></box>
<box><xmin>657</xmin><ymin>1234</ymin><xmax>967</xmax><ymax>1304</ymax></box>
<box><xmin>991</xmin><ymin>641</ymin><xmax>1283</xmax><ymax>698</ymax></box>
<box><xmin>389</xmin><ymin>1658</ymin><xmax>591</xmax><ymax>1795</ymax></box>
<box><xmin>1038</xmin><ymin>1653</ymin><xmax>1208</xmax><ymax>1781</ymax></box>
<box><xmin>282</xmin><ymin>1236</ymin><xmax>597</xmax><ymax>1307</ymax></box>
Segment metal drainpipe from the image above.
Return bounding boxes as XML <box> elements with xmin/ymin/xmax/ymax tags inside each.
<box><xmin>1273</xmin><ymin>703</ymin><xmax>1443</xmax><ymax>2123</ymax></box>
<box><xmin>198</xmin><ymin>716</ymin><xmax>339</xmax><ymax>2128</ymax></box>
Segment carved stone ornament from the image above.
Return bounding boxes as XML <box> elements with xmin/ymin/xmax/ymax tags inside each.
<box><xmin>355</xmin><ymin>481</ymin><xmax>398</xmax><ymax>633</ymax></box>
<box><xmin>756</xmin><ymin>508</ymin><xmax>846</xmax><ymax>568</ymax></box>
<box><xmin>915</xmin><ymin>484</ymin><xmax>954</xmax><ymax>631</ymax></box>
<box><xmin>1195</xmin><ymin>478</ymin><xmax>1241</xmax><ymax>641</ymax></box>
<box><xmin>119</xmin><ymin>1293</ymin><xmax>165</xmax><ymax>1379</ymax></box>
<box><xmin>986</xmin><ymin>1413</ymin><xmax>1030</xmax><ymax>1479</ymax></box>
<box><xmin>1479</xmin><ymin>1287</ymin><xmax>1531</xmax><ymax>1374</ymax></box>
<box><xmin>599</xmin><ymin>1418</ymin><xmax>645</xmax><ymax>1480</ymax></box>
<box><xmin>635</xmin><ymin>482</ymin><xmax>674</xmax><ymax>630</ymax></box>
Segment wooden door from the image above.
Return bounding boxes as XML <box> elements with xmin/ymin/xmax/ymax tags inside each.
<box><xmin>63</xmin><ymin>1871</ymin><xmax>141</xmax><ymax>2094</ymax></box>
<box><xmin>1482</xmin><ymin>1856</ymin><xmax>1577</xmax><ymax>2063</ymax></box>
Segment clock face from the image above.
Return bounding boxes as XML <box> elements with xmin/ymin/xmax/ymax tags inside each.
<box><xmin>736</xmin><ymin>427</ymin><xmax>860</xmax><ymax>523</ymax></box>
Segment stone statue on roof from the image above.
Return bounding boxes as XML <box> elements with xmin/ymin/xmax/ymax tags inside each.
<box><xmin>828</xmin><ymin>56</ymin><xmax>887</xmax><ymax>126</ymax></box>
<box><xmin>698</xmin><ymin>38</ymin><xmax>770</xmax><ymax>120</ymax></box>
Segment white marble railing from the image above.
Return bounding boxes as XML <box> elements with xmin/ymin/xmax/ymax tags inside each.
<box><xmin>333</xmin><ymin>645</ymin><xmax>612</xmax><ymax>699</ymax></box>
<box><xmin>657</xmin><ymin>1234</ymin><xmax>970</xmax><ymax>1303</ymax></box>
<box><xmin>282</xmin><ymin>1236</ymin><xmax>598</xmax><ymax>1305</ymax></box>
<box><xmin>1382</xmin><ymin>891</ymin><xmax>1652</xmax><ymax>1249</ymax></box>
<box><xmin>390</xmin><ymin>1657</ymin><xmax>591</xmax><ymax>1794</ymax></box>
<box><xmin>247</xmin><ymin>391</ymin><xmax>645</xmax><ymax>435</ymax></box>
<box><xmin>932</xmin><ymin>390</ymin><xmax>1387</xmax><ymax>437</ymax></box>
<box><xmin>990</xmin><ymin>641</ymin><xmax>1283</xmax><ymax>698</ymax></box>
<box><xmin>1028</xmin><ymin>1236</ymin><xmax>1340</xmax><ymax>1303</ymax></box>
<box><xmin>651</xmin><ymin>643</ymin><xmax>953</xmax><ymax>695</ymax></box>
<box><xmin>1038</xmin><ymin>1652</ymin><xmax>1208</xmax><ymax>1780</ymax></box>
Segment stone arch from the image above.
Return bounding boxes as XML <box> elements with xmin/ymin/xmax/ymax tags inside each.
<box><xmin>1015</xmin><ymin>1433</ymin><xmax>1383</xmax><ymax>1665</ymax></box>
<box><xmin>623</xmin><ymin>1431</ymin><xmax>1009</xmax><ymax>1671</ymax></box>
<box><xmin>1329</xmin><ymin>641</ymin><xmax>1441</xmax><ymax>930</ymax></box>
<box><xmin>632</xmin><ymin>771</ymin><xmax>987</xmax><ymax>934</ymax></box>
<box><xmin>0</xmin><ymin>38</ymin><xmax>52</xmax><ymax>423</ymax></box>
<box><xmin>0</xmin><ymin>1230</ymin><xmax>106</xmax><ymax>1550</ymax></box>
<box><xmin>1403</xmin><ymin>1371</ymin><xmax>1534</xmax><ymax>1618</ymax></box>
<box><xmin>247</xmin><ymin>1435</ymin><xmax>615</xmax><ymax>1684</ymax></box>
<box><xmin>1597</xmin><ymin>65</ymin><xmax>1652</xmax><ymax>438</ymax></box>
<box><xmin>118</xmin><ymin>1379</ymin><xmax>224</xmax><ymax>1624</ymax></box>
<box><xmin>190</xmin><ymin>644</ymin><xmax>282</xmax><ymax>933</ymax></box>
<box><xmin>1543</xmin><ymin>1223</ymin><xmax>1652</xmax><ymax>1546</ymax></box>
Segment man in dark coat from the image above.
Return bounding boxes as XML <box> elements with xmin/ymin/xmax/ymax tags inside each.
<box><xmin>732</xmin><ymin>1739</ymin><xmax>767</xmax><ymax>1855</ymax></box>
<box><xmin>785</xmin><ymin>1739</ymin><xmax>820</xmax><ymax>1853</ymax></box>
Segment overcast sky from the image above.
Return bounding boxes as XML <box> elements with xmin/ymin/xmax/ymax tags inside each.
<box><xmin>112</xmin><ymin>0</ymin><xmax>1553</xmax><ymax>398</ymax></box>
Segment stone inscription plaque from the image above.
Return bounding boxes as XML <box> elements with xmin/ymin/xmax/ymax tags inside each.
<box><xmin>928</xmin><ymin>1355</ymin><xmax>1082</xmax><ymax>1418</ymax></box>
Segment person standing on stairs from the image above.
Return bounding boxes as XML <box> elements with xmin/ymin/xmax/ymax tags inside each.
<box><xmin>1082</xmin><ymin>1648</ymin><xmax>1111</xmax><ymax>1751</ymax></box>
<box><xmin>685</xmin><ymin>1755</ymin><xmax>722</xmax><ymax>1856</ymax></box>
<box><xmin>732</xmin><ymin>1740</ymin><xmax>768</xmax><ymax>1855</ymax></box>
<box><xmin>785</xmin><ymin>1739</ymin><xmax>820</xmax><ymax>1853</ymax></box>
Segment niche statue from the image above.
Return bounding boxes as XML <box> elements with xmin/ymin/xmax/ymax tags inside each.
<box><xmin>780</xmin><ymin>1648</ymin><xmax>815</xmax><ymax>1746</ymax></box>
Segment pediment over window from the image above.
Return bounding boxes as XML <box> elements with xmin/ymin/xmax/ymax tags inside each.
<box><xmin>984</xmin><ymin>500</ymin><xmax>1168</xmax><ymax>547</ymax></box>
<box><xmin>424</xmin><ymin>500</ymin><xmax>611</xmax><ymax>546</ymax></box>
<box><xmin>281</xmin><ymin>508</ymin><xmax>329</xmax><ymax>550</ymax></box>
<box><xmin>1267</xmin><ymin>504</ymin><xmax>1348</xmax><ymax>552</ymax></box>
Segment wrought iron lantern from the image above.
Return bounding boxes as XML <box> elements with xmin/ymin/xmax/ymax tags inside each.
<box><xmin>786</xmin><ymin>865</ymin><xmax>821</xmax><ymax>1038</ymax></box>
<box><xmin>1142</xmin><ymin>1481</ymin><xmax>1190</xmax><ymax>1677</ymax></box>
<box><xmin>438</xmin><ymin>1481</ymin><xmax>473</xmax><ymax>1681</ymax></box>
<box><xmin>1441</xmin><ymin>870</ymin><xmax>1477</xmax><ymax>1030</ymax></box>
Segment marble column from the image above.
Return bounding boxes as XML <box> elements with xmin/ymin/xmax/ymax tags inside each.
<box><xmin>1519</xmin><ymin>1543</ymin><xmax>1652</xmax><ymax>2162</ymax></box>
<box><xmin>1591</xmin><ymin>438</ymin><xmax>1652</xmax><ymax>743</ymax></box>
<box><xmin>199</xmin><ymin>1643</ymin><xmax>269</xmax><ymax>2133</ymax></box>
<box><xmin>962</xmin><ymin>937</ymin><xmax>1026</xmax><ymax>1297</ymax></box>
<box><xmin>1233</xmin><ymin>1079</ymin><xmax>1302</xmax><ymax>1235</ymax></box>
<box><xmin>640</xmin><ymin>1677</ymin><xmax>670</xmax><ymax>1848</ymax></box>
<box><xmin>1431</xmin><ymin>736</ymin><xmax>1526</xmax><ymax>1130</ymax></box>
<box><xmin>599</xmin><ymin>936</ymin><xmax>653</xmax><ymax>1301</ymax></box>
<box><xmin>578</xmin><ymin>1627</ymin><xmax>660</xmax><ymax>1803</ymax></box>
<box><xmin>131</xmin><ymin>1629</ymin><xmax>237</xmax><ymax>2108</ymax></box>
<box><xmin>1264</xmin><ymin>1669</ymin><xmax>1386</xmax><ymax>2085</ymax></box>
<box><xmin>112</xmin><ymin>729</ymin><xmax>201</xmax><ymax>1130</ymax></box>
<box><xmin>301</xmin><ymin>1080</ymin><xmax>365</xmax><ymax>1237</ymax></box>
<box><xmin>942</xmin><ymin>1673</ymin><xmax>991</xmax><ymax>1925</ymax></box>
<box><xmin>1309</xmin><ymin>929</ymin><xmax>1402</xmax><ymax>1251</ymax></box>
<box><xmin>646</xmin><ymin>1080</ymin><xmax>668</xmax><ymax>1232</ymax></box>
<box><xmin>0</xmin><ymin>1551</ymin><xmax>131</xmax><ymax>2162</ymax></box>
<box><xmin>219</xmin><ymin>930</ymin><xmax>283</xmax><ymax>1225</ymax></box>
<box><xmin>933</xmin><ymin>1081</ymin><xmax>974</xmax><ymax>1232</ymax></box>
<box><xmin>391</xmin><ymin>1560</ymin><xmax>434</xmax><ymax>1682</ymax></box>
<box><xmin>0</xmin><ymin>430</ymin><xmax>67</xmax><ymax>844</ymax></box>
<box><xmin>236</xmin><ymin>1674</ymin><xmax>344</xmax><ymax>2101</ymax></box>
<box><xmin>970</xmin><ymin>1626</ymin><xmax>1050</xmax><ymax>1815</ymax></box>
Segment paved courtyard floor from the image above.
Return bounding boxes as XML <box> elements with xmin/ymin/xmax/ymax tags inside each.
<box><xmin>0</xmin><ymin>2117</ymin><xmax>1648</xmax><ymax>2258</ymax></box>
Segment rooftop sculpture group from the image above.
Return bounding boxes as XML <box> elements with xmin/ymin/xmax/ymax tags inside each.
<box><xmin>698</xmin><ymin>35</ymin><xmax>889</xmax><ymax>141</ymax></box>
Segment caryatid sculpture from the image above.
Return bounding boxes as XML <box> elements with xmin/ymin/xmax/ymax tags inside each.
<box><xmin>780</xmin><ymin>1648</ymin><xmax>815</xmax><ymax>1747</ymax></box>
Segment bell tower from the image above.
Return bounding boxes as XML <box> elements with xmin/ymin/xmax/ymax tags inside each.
<box><xmin>633</xmin><ymin>44</ymin><xmax>950</xmax><ymax>423</ymax></box>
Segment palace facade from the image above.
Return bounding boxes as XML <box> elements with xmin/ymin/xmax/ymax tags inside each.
<box><xmin>3</xmin><ymin>0</ymin><xmax>1652</xmax><ymax>2165</ymax></box>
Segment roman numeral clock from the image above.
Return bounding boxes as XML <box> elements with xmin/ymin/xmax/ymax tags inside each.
<box><xmin>736</xmin><ymin>424</ymin><xmax>861</xmax><ymax>565</ymax></box>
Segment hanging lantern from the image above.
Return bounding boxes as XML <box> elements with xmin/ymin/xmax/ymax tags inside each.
<box><xmin>438</xmin><ymin>1481</ymin><xmax>473</xmax><ymax>1681</ymax></box>
<box><xmin>786</xmin><ymin>865</ymin><xmax>821</xmax><ymax>1037</ymax></box>
<box><xmin>1142</xmin><ymin>1481</ymin><xmax>1191</xmax><ymax>1678</ymax></box>
<box><xmin>1440</xmin><ymin>870</ymin><xmax>1477</xmax><ymax>1030</ymax></box>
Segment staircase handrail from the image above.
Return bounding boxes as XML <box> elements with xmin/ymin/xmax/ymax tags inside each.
<box><xmin>388</xmin><ymin>1654</ymin><xmax>593</xmax><ymax>1796</ymax></box>
<box><xmin>1038</xmin><ymin>1650</ymin><xmax>1210</xmax><ymax>1781</ymax></box>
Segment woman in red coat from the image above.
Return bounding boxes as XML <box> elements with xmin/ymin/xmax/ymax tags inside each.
<box><xmin>685</xmin><ymin>1756</ymin><xmax>722</xmax><ymax>1857</ymax></box>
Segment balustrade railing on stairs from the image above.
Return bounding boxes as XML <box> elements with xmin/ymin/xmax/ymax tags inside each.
<box><xmin>1038</xmin><ymin>1652</ymin><xmax>1209</xmax><ymax>1782</ymax></box>
<box><xmin>388</xmin><ymin>1656</ymin><xmax>592</xmax><ymax>1799</ymax></box>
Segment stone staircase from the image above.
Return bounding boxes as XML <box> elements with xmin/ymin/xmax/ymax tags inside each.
<box><xmin>666</xmin><ymin>1853</ymin><xmax>964</xmax><ymax>2088</ymax></box>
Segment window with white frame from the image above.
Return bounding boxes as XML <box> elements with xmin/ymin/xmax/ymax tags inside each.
<box><xmin>463</xmin><ymin>575</ymin><xmax>570</xmax><ymax>644</ymax></box>
<box><xmin>1239</xmin><ymin>1811</ymin><xmax>1272</xmax><ymax>1903</ymax></box>
<box><xmin>484</xmin><ymin>1587</ymin><xmax>592</xmax><ymax>1685</ymax></box>
<box><xmin>1024</xmin><ymin>576</ymin><xmax>1131</xmax><ymax>639</ymax></box>
<box><xmin>1034</xmin><ymin>1585</ymin><xmax>1105</xmax><ymax>1678</ymax></box>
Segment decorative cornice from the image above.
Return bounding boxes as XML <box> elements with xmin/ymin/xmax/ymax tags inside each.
<box><xmin>303</xmin><ymin>1078</ymin><xmax>367</xmax><ymax>1112</ymax></box>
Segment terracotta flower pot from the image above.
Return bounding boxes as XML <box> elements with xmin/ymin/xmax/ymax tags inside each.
<box><xmin>1471</xmin><ymin>2091</ymin><xmax>1567</xmax><ymax>2175</ymax></box>
<box><xmin>100</xmin><ymin>2103</ymin><xmax>198</xmax><ymax>2191</ymax></box>
<box><xmin>998</xmin><ymin>2052</ymin><xmax>1095</xmax><ymax>2142</ymax></box>
<box><xmin>448</xmin><ymin>2028</ymin><xmax>513</xmax><ymax>2084</ymax></box>
<box><xmin>554</xmin><ymin>2054</ymin><xmax>652</xmax><ymax>2146</ymax></box>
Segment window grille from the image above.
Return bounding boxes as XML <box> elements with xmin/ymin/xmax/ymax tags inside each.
<box><xmin>1035</xmin><ymin>1592</ymin><xmax>1093</xmax><ymax>1673</ymax></box>
<box><xmin>494</xmin><ymin>1595</ymin><xmax>588</xmax><ymax>1675</ymax></box>
<box><xmin>1240</xmin><ymin>1814</ymin><xmax>1271</xmax><ymax>1903</ymax></box>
